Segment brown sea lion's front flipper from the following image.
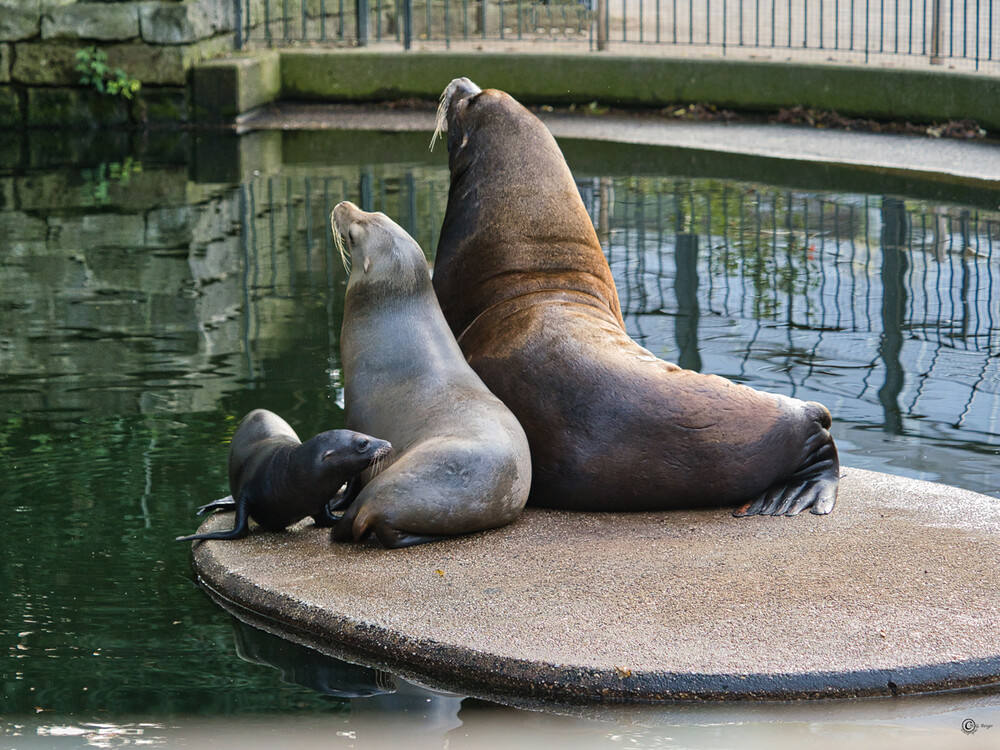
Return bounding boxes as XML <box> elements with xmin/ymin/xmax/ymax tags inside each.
<box><xmin>195</xmin><ymin>495</ymin><xmax>236</xmax><ymax>516</ymax></box>
<box><xmin>176</xmin><ymin>495</ymin><xmax>251</xmax><ymax>541</ymax></box>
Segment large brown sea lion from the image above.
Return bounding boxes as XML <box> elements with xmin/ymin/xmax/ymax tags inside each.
<box><xmin>176</xmin><ymin>409</ymin><xmax>391</xmax><ymax>542</ymax></box>
<box><xmin>431</xmin><ymin>78</ymin><xmax>839</xmax><ymax>516</ymax></box>
<box><xmin>330</xmin><ymin>201</ymin><xmax>532</xmax><ymax>547</ymax></box>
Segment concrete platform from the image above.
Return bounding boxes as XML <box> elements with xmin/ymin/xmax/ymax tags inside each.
<box><xmin>190</xmin><ymin>467</ymin><xmax>1000</xmax><ymax>704</ymax></box>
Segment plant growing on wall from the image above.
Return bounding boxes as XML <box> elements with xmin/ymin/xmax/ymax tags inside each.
<box><xmin>74</xmin><ymin>46</ymin><xmax>142</xmax><ymax>99</ymax></box>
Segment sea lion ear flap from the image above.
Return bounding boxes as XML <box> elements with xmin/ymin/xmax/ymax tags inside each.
<box><xmin>363</xmin><ymin>256</ymin><xmax>371</xmax><ymax>274</ymax></box>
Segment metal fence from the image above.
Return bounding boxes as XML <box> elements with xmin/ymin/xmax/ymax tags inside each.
<box><xmin>234</xmin><ymin>0</ymin><xmax>998</xmax><ymax>71</ymax></box>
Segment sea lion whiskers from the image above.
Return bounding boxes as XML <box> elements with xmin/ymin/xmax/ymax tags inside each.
<box><xmin>331</xmin><ymin>213</ymin><xmax>351</xmax><ymax>273</ymax></box>
<box><xmin>368</xmin><ymin>443</ymin><xmax>394</xmax><ymax>480</ymax></box>
<box><xmin>430</xmin><ymin>77</ymin><xmax>482</xmax><ymax>152</ymax></box>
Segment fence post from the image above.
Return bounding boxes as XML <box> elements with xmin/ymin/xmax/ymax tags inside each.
<box><xmin>357</xmin><ymin>0</ymin><xmax>370</xmax><ymax>45</ymax></box>
<box><xmin>402</xmin><ymin>0</ymin><xmax>413</xmax><ymax>48</ymax></box>
<box><xmin>234</xmin><ymin>0</ymin><xmax>243</xmax><ymax>50</ymax></box>
<box><xmin>596</xmin><ymin>0</ymin><xmax>607</xmax><ymax>50</ymax></box>
<box><xmin>929</xmin><ymin>0</ymin><xmax>942</xmax><ymax>64</ymax></box>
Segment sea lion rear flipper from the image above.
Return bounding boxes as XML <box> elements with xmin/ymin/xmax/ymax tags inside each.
<box><xmin>734</xmin><ymin>475</ymin><xmax>838</xmax><ymax>517</ymax></box>
<box><xmin>196</xmin><ymin>495</ymin><xmax>236</xmax><ymax>516</ymax></box>
<box><xmin>734</xmin><ymin>407</ymin><xmax>839</xmax><ymax>518</ymax></box>
<box><xmin>176</xmin><ymin>496</ymin><xmax>251</xmax><ymax>541</ymax></box>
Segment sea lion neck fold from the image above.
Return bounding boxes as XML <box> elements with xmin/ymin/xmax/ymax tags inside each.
<box><xmin>434</xmin><ymin>81</ymin><xmax>624</xmax><ymax>342</ymax></box>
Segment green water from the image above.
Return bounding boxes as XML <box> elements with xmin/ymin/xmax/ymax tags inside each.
<box><xmin>2</xmin><ymin>128</ymin><xmax>1000</xmax><ymax>746</ymax></box>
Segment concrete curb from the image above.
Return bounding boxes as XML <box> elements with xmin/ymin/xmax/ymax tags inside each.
<box><xmin>189</xmin><ymin>467</ymin><xmax>1000</xmax><ymax>705</ymax></box>
<box><xmin>192</xmin><ymin>49</ymin><xmax>1000</xmax><ymax>130</ymax></box>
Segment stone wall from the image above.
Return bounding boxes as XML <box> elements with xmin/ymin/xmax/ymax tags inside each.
<box><xmin>1</xmin><ymin>0</ymin><xmax>237</xmax><ymax>128</ymax></box>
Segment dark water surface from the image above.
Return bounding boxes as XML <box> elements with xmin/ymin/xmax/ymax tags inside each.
<box><xmin>2</xmin><ymin>128</ymin><xmax>1000</xmax><ymax>745</ymax></box>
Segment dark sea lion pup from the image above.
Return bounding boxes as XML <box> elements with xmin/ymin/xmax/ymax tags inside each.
<box><xmin>331</xmin><ymin>200</ymin><xmax>531</xmax><ymax>548</ymax></box>
<box><xmin>431</xmin><ymin>77</ymin><xmax>839</xmax><ymax>516</ymax></box>
<box><xmin>176</xmin><ymin>409</ymin><xmax>391</xmax><ymax>542</ymax></box>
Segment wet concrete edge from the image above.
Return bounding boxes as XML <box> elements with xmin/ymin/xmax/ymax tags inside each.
<box><xmin>191</xmin><ymin>539</ymin><xmax>1000</xmax><ymax>705</ymax></box>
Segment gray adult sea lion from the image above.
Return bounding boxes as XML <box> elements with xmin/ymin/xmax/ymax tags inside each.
<box><xmin>431</xmin><ymin>77</ymin><xmax>839</xmax><ymax>516</ymax></box>
<box><xmin>331</xmin><ymin>200</ymin><xmax>531</xmax><ymax>548</ymax></box>
<box><xmin>176</xmin><ymin>409</ymin><xmax>391</xmax><ymax>542</ymax></box>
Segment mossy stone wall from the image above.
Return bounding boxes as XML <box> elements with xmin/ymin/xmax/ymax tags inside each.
<box><xmin>1</xmin><ymin>0</ymin><xmax>237</xmax><ymax>127</ymax></box>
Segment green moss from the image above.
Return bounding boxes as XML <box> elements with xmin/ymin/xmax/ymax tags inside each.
<box><xmin>26</xmin><ymin>87</ymin><xmax>130</xmax><ymax>127</ymax></box>
<box><xmin>192</xmin><ymin>51</ymin><xmax>280</xmax><ymax>121</ymax></box>
<box><xmin>0</xmin><ymin>85</ymin><xmax>22</xmax><ymax>128</ymax></box>
<box><xmin>135</xmin><ymin>87</ymin><xmax>190</xmax><ymax>124</ymax></box>
<box><xmin>277</xmin><ymin>50</ymin><xmax>1000</xmax><ymax>130</ymax></box>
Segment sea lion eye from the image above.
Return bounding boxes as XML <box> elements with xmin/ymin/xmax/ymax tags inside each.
<box><xmin>348</xmin><ymin>224</ymin><xmax>362</xmax><ymax>245</ymax></box>
<box><xmin>356</xmin><ymin>437</ymin><xmax>370</xmax><ymax>452</ymax></box>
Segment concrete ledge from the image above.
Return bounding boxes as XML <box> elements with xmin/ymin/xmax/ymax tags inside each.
<box><xmin>274</xmin><ymin>50</ymin><xmax>1000</xmax><ymax>130</ymax></box>
<box><xmin>190</xmin><ymin>468</ymin><xmax>1000</xmax><ymax>704</ymax></box>
<box><xmin>191</xmin><ymin>49</ymin><xmax>280</xmax><ymax>122</ymax></box>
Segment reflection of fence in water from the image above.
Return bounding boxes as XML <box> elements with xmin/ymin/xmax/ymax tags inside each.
<box><xmin>238</xmin><ymin>170</ymin><xmax>449</xmax><ymax>293</ymax></box>
<box><xmin>584</xmin><ymin>178</ymin><xmax>1000</xmax><ymax>440</ymax></box>
<box><xmin>239</xmin><ymin>171</ymin><xmax>1000</xmax><ymax>441</ymax></box>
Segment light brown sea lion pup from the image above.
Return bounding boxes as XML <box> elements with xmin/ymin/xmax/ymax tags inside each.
<box><xmin>330</xmin><ymin>201</ymin><xmax>531</xmax><ymax>548</ymax></box>
<box><xmin>431</xmin><ymin>77</ymin><xmax>839</xmax><ymax>516</ymax></box>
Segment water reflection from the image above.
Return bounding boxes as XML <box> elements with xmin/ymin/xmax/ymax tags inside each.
<box><xmin>233</xmin><ymin>620</ymin><xmax>464</xmax><ymax>731</ymax></box>
<box><xmin>2</xmin><ymin>130</ymin><xmax>1000</xmax><ymax>729</ymax></box>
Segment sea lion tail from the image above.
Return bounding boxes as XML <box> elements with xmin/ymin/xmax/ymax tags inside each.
<box><xmin>430</xmin><ymin>77</ymin><xmax>482</xmax><ymax>152</ymax></box>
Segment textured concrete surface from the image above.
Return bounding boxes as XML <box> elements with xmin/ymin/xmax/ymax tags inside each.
<box><xmin>191</xmin><ymin>467</ymin><xmax>1000</xmax><ymax>704</ymax></box>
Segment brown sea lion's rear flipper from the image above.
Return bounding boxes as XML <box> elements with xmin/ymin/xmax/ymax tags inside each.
<box><xmin>734</xmin><ymin>414</ymin><xmax>839</xmax><ymax>517</ymax></box>
<box><xmin>196</xmin><ymin>495</ymin><xmax>236</xmax><ymax>516</ymax></box>
<box><xmin>734</xmin><ymin>475</ymin><xmax>838</xmax><ymax>517</ymax></box>
<box><xmin>176</xmin><ymin>496</ymin><xmax>251</xmax><ymax>541</ymax></box>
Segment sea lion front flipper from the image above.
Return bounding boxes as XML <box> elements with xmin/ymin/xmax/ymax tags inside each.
<box><xmin>312</xmin><ymin>484</ymin><xmax>351</xmax><ymax>528</ymax></box>
<box><xmin>330</xmin><ymin>497</ymin><xmax>447</xmax><ymax>549</ymax></box>
<box><xmin>372</xmin><ymin>526</ymin><xmax>448</xmax><ymax>549</ymax></box>
<box><xmin>315</xmin><ymin>475</ymin><xmax>364</xmax><ymax>527</ymax></box>
<box><xmin>176</xmin><ymin>495</ymin><xmax>251</xmax><ymax>541</ymax></box>
<box><xmin>327</xmin><ymin>475</ymin><xmax>363</xmax><ymax>513</ymax></box>
<box><xmin>196</xmin><ymin>495</ymin><xmax>237</xmax><ymax>516</ymax></box>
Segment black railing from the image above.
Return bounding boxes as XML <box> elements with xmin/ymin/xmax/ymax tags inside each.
<box><xmin>234</xmin><ymin>0</ymin><xmax>998</xmax><ymax>72</ymax></box>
